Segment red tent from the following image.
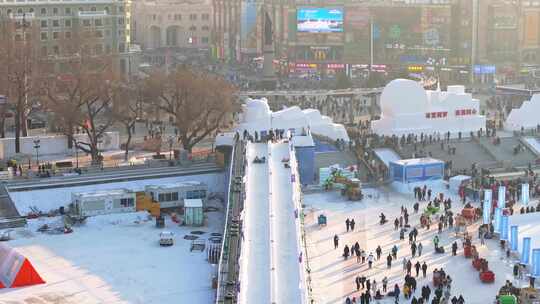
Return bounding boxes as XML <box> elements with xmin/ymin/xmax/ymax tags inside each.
<box><xmin>0</xmin><ymin>243</ymin><xmax>45</xmax><ymax>288</ymax></box>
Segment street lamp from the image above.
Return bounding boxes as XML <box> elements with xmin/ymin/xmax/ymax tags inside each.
<box><xmin>33</xmin><ymin>138</ymin><xmax>40</xmax><ymax>166</ymax></box>
<box><xmin>168</xmin><ymin>136</ymin><xmax>174</xmax><ymax>160</ymax></box>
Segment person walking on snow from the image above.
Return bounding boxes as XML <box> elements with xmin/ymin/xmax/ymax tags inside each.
<box><xmin>382</xmin><ymin>277</ymin><xmax>388</xmax><ymax>292</ymax></box>
<box><xmin>452</xmin><ymin>241</ymin><xmax>458</xmax><ymax>256</ymax></box>
<box><xmin>392</xmin><ymin>245</ymin><xmax>398</xmax><ymax>259</ymax></box>
<box><xmin>368</xmin><ymin>252</ymin><xmax>374</xmax><ymax>269</ymax></box>
<box><xmin>433</xmin><ymin>235</ymin><xmax>440</xmax><ymax>250</ymax></box>
<box><xmin>376</xmin><ymin>245</ymin><xmax>382</xmax><ymax>260</ymax></box>
<box><xmin>422</xmin><ymin>262</ymin><xmax>428</xmax><ymax>278</ymax></box>
<box><xmin>346</xmin><ymin>218</ymin><xmax>350</xmax><ymax>232</ymax></box>
<box><xmin>387</xmin><ymin>254</ymin><xmax>393</xmax><ymax>268</ymax></box>
<box><xmin>350</xmin><ymin>219</ymin><xmax>356</xmax><ymax>231</ymax></box>
<box><xmin>402</xmin><ymin>257</ymin><xmax>408</xmax><ymax>271</ymax></box>
<box><xmin>344</xmin><ymin>245</ymin><xmax>350</xmax><ymax>260</ymax></box>
<box><xmin>334</xmin><ymin>235</ymin><xmax>339</xmax><ymax>249</ymax></box>
<box><xmin>415</xmin><ymin>261</ymin><xmax>421</xmax><ymax>277</ymax></box>
<box><xmin>418</xmin><ymin>242</ymin><xmax>423</xmax><ymax>256</ymax></box>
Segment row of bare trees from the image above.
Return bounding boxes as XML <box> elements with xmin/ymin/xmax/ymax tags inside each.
<box><xmin>0</xmin><ymin>18</ymin><xmax>236</xmax><ymax>164</ymax></box>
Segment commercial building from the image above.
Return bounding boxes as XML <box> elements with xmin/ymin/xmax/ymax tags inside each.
<box><xmin>0</xmin><ymin>0</ymin><xmax>137</xmax><ymax>76</ymax></box>
<box><xmin>131</xmin><ymin>0</ymin><xmax>213</xmax><ymax>65</ymax></box>
<box><xmin>213</xmin><ymin>0</ymin><xmax>540</xmax><ymax>83</ymax></box>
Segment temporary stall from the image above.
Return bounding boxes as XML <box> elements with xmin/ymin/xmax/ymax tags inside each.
<box><xmin>71</xmin><ymin>189</ymin><xmax>136</xmax><ymax>217</ymax></box>
<box><xmin>184</xmin><ymin>199</ymin><xmax>204</xmax><ymax>226</ymax></box>
<box><xmin>0</xmin><ymin>243</ymin><xmax>45</xmax><ymax>288</ymax></box>
<box><xmin>390</xmin><ymin>158</ymin><xmax>444</xmax><ymax>184</ymax></box>
<box><xmin>145</xmin><ymin>181</ymin><xmax>207</xmax><ymax>209</ymax></box>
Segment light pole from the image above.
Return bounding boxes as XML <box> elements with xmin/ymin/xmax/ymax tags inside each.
<box><xmin>168</xmin><ymin>136</ymin><xmax>174</xmax><ymax>160</ymax></box>
<box><xmin>33</xmin><ymin>138</ymin><xmax>40</xmax><ymax>166</ymax></box>
<box><xmin>73</xmin><ymin>139</ymin><xmax>79</xmax><ymax>169</ymax></box>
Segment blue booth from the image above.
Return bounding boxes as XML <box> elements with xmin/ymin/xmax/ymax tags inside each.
<box><xmin>390</xmin><ymin>158</ymin><xmax>445</xmax><ymax>185</ymax></box>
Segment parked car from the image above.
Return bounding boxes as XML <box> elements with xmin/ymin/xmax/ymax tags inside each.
<box><xmin>159</xmin><ymin>231</ymin><xmax>174</xmax><ymax>246</ymax></box>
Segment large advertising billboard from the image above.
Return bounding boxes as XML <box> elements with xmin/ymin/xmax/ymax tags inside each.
<box><xmin>297</xmin><ymin>8</ymin><xmax>344</xmax><ymax>33</ymax></box>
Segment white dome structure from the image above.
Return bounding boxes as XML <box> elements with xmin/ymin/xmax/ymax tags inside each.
<box><xmin>236</xmin><ymin>98</ymin><xmax>349</xmax><ymax>142</ymax></box>
<box><xmin>371</xmin><ymin>79</ymin><xmax>485</xmax><ymax>137</ymax></box>
<box><xmin>380</xmin><ymin>79</ymin><xmax>429</xmax><ymax>117</ymax></box>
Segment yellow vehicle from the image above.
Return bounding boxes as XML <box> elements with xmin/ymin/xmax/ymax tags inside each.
<box><xmin>325</xmin><ymin>172</ymin><xmax>363</xmax><ymax>201</ymax></box>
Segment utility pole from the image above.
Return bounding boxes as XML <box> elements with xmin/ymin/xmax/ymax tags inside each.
<box><xmin>370</xmin><ymin>16</ymin><xmax>374</xmax><ymax>78</ymax></box>
<box><xmin>471</xmin><ymin>0</ymin><xmax>479</xmax><ymax>85</ymax></box>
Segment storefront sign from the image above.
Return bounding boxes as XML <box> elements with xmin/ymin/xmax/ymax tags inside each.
<box><xmin>473</xmin><ymin>65</ymin><xmax>496</xmax><ymax>74</ymax></box>
<box><xmin>408</xmin><ymin>65</ymin><xmax>423</xmax><ymax>72</ymax></box>
<box><xmin>327</xmin><ymin>63</ymin><xmax>345</xmax><ymax>69</ymax></box>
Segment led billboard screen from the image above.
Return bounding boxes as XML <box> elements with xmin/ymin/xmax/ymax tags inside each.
<box><xmin>297</xmin><ymin>8</ymin><xmax>344</xmax><ymax>33</ymax></box>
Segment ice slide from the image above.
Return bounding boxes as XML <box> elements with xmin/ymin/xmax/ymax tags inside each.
<box><xmin>238</xmin><ymin>142</ymin><xmax>304</xmax><ymax>304</ymax></box>
<box><xmin>238</xmin><ymin>143</ymin><xmax>271</xmax><ymax>304</ymax></box>
<box><xmin>373</xmin><ymin>148</ymin><xmax>401</xmax><ymax>168</ymax></box>
<box><xmin>269</xmin><ymin>142</ymin><xmax>303</xmax><ymax>303</ymax></box>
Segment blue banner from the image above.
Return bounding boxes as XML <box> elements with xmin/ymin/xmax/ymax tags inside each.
<box><xmin>533</xmin><ymin>249</ymin><xmax>540</xmax><ymax>277</ymax></box>
<box><xmin>511</xmin><ymin>225</ymin><xmax>518</xmax><ymax>251</ymax></box>
<box><xmin>501</xmin><ymin>215</ymin><xmax>509</xmax><ymax>241</ymax></box>
<box><xmin>494</xmin><ymin>208</ymin><xmax>502</xmax><ymax>233</ymax></box>
<box><xmin>522</xmin><ymin>237</ymin><xmax>531</xmax><ymax>264</ymax></box>
<box><xmin>522</xmin><ymin>183</ymin><xmax>530</xmax><ymax>205</ymax></box>
<box><xmin>498</xmin><ymin>186</ymin><xmax>506</xmax><ymax>208</ymax></box>
<box><xmin>473</xmin><ymin>65</ymin><xmax>496</xmax><ymax>75</ymax></box>
<box><xmin>483</xmin><ymin>190</ymin><xmax>492</xmax><ymax>225</ymax></box>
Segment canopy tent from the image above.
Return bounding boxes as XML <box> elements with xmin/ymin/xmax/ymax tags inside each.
<box><xmin>390</xmin><ymin>158</ymin><xmax>444</xmax><ymax>184</ymax></box>
<box><xmin>0</xmin><ymin>243</ymin><xmax>45</xmax><ymax>288</ymax></box>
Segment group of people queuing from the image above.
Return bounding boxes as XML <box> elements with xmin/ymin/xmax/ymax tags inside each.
<box><xmin>342</xmin><ymin>185</ymin><xmax>468</xmax><ymax>304</ymax></box>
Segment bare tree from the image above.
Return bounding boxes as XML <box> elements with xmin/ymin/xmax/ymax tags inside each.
<box><xmin>0</xmin><ymin>15</ymin><xmax>41</xmax><ymax>152</ymax></box>
<box><xmin>145</xmin><ymin>67</ymin><xmax>236</xmax><ymax>152</ymax></box>
<box><xmin>42</xmin><ymin>28</ymin><xmax>115</xmax><ymax>164</ymax></box>
<box><xmin>111</xmin><ymin>80</ymin><xmax>142</xmax><ymax>161</ymax></box>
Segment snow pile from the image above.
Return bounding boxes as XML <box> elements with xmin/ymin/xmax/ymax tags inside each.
<box><xmin>237</xmin><ymin>98</ymin><xmax>349</xmax><ymax>142</ymax></box>
<box><xmin>505</xmin><ymin>94</ymin><xmax>540</xmax><ymax>131</ymax></box>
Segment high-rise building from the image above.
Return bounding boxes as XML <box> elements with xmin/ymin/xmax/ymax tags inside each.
<box><xmin>0</xmin><ymin>0</ymin><xmax>137</xmax><ymax>76</ymax></box>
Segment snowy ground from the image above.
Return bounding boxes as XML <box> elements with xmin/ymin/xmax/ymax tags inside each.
<box><xmin>0</xmin><ymin>208</ymin><xmax>224</xmax><ymax>304</ymax></box>
<box><xmin>303</xmin><ymin>187</ymin><xmax>534</xmax><ymax>304</ymax></box>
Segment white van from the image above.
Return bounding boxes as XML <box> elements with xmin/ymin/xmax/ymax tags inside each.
<box><xmin>159</xmin><ymin>231</ymin><xmax>174</xmax><ymax>246</ymax></box>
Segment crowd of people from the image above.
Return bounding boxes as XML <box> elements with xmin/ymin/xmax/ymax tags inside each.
<box><xmin>339</xmin><ymin>186</ymin><xmax>468</xmax><ymax>304</ymax></box>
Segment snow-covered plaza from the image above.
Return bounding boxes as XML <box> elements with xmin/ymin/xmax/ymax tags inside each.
<box><xmin>303</xmin><ymin>186</ymin><xmax>529</xmax><ymax>304</ymax></box>
<box><xmin>0</xmin><ymin>210</ymin><xmax>223</xmax><ymax>304</ymax></box>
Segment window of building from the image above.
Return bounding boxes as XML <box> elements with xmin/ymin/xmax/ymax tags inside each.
<box><xmin>65</xmin><ymin>19</ymin><xmax>71</xmax><ymax>27</ymax></box>
<box><xmin>65</xmin><ymin>7</ymin><xmax>71</xmax><ymax>15</ymax></box>
<box><xmin>202</xmin><ymin>25</ymin><xmax>209</xmax><ymax>31</ymax></box>
<box><xmin>52</xmin><ymin>20</ymin><xmax>59</xmax><ymax>27</ymax></box>
<box><xmin>28</xmin><ymin>8</ymin><xmax>34</xmax><ymax>13</ymax></box>
<box><xmin>52</xmin><ymin>31</ymin><xmax>60</xmax><ymax>39</ymax></box>
<box><xmin>189</xmin><ymin>14</ymin><xmax>197</xmax><ymax>20</ymax></box>
<box><xmin>201</xmin><ymin>37</ymin><xmax>209</xmax><ymax>43</ymax></box>
<box><xmin>95</xmin><ymin>19</ymin><xmax>102</xmax><ymax>26</ymax></box>
<box><xmin>14</xmin><ymin>34</ymin><xmax>22</xmax><ymax>41</ymax></box>
<box><xmin>83</xmin><ymin>19</ymin><xmax>91</xmax><ymax>27</ymax></box>
<box><xmin>41</xmin><ymin>46</ymin><xmax>47</xmax><ymax>57</ymax></box>
<box><xmin>202</xmin><ymin>13</ymin><xmax>209</xmax><ymax>20</ymax></box>
<box><xmin>119</xmin><ymin>6</ymin><xmax>124</xmax><ymax>12</ymax></box>
<box><xmin>41</xmin><ymin>20</ymin><xmax>47</xmax><ymax>28</ymax></box>
<box><xmin>120</xmin><ymin>198</ymin><xmax>134</xmax><ymax>207</ymax></box>
<box><xmin>118</xmin><ymin>17</ymin><xmax>124</xmax><ymax>25</ymax></box>
<box><xmin>40</xmin><ymin>8</ymin><xmax>46</xmax><ymax>15</ymax></box>
<box><xmin>40</xmin><ymin>32</ymin><xmax>48</xmax><ymax>41</ymax></box>
<box><xmin>118</xmin><ymin>42</ymin><xmax>125</xmax><ymax>53</ymax></box>
<box><xmin>65</xmin><ymin>31</ymin><xmax>71</xmax><ymax>39</ymax></box>
<box><xmin>17</xmin><ymin>8</ymin><xmax>23</xmax><ymax>14</ymax></box>
<box><xmin>53</xmin><ymin>7</ymin><xmax>58</xmax><ymax>15</ymax></box>
<box><xmin>95</xmin><ymin>30</ymin><xmax>103</xmax><ymax>38</ymax></box>
<box><xmin>189</xmin><ymin>25</ymin><xmax>196</xmax><ymax>31</ymax></box>
<box><xmin>104</xmin><ymin>6</ymin><xmax>109</xmax><ymax>14</ymax></box>
<box><xmin>91</xmin><ymin>7</ymin><xmax>96</xmax><ymax>11</ymax></box>
<box><xmin>53</xmin><ymin>45</ymin><xmax>59</xmax><ymax>55</ymax></box>
<box><xmin>152</xmin><ymin>14</ymin><xmax>156</xmax><ymax>21</ymax></box>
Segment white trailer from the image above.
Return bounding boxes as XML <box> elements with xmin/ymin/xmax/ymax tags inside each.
<box><xmin>145</xmin><ymin>181</ymin><xmax>207</xmax><ymax>209</ymax></box>
<box><xmin>71</xmin><ymin>189</ymin><xmax>136</xmax><ymax>217</ymax></box>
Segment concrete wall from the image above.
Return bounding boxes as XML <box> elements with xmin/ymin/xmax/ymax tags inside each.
<box><xmin>0</xmin><ymin>132</ymin><xmax>120</xmax><ymax>159</ymax></box>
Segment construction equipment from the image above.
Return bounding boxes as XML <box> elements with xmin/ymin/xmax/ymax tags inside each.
<box><xmin>136</xmin><ymin>192</ymin><xmax>161</xmax><ymax>217</ymax></box>
<box><xmin>326</xmin><ymin>171</ymin><xmax>363</xmax><ymax>201</ymax></box>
